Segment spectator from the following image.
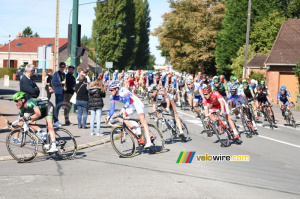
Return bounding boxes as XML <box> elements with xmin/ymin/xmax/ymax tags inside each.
<box><xmin>64</xmin><ymin>65</ymin><xmax>76</xmax><ymax>125</ymax></box>
<box><xmin>75</xmin><ymin>75</ymin><xmax>89</xmax><ymax>129</ymax></box>
<box><xmin>20</xmin><ymin>64</ymin><xmax>40</xmax><ymax>99</ymax></box>
<box><xmin>76</xmin><ymin>68</ymin><xmax>90</xmax><ymax>85</ymax></box>
<box><xmin>88</xmin><ymin>77</ymin><xmax>106</xmax><ymax>136</ymax></box>
<box><xmin>51</xmin><ymin>62</ymin><xmax>66</xmax><ymax>127</ymax></box>
<box><xmin>45</xmin><ymin>70</ymin><xmax>53</xmax><ymax>100</ymax></box>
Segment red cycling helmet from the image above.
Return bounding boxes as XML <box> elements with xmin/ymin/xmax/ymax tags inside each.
<box><xmin>203</xmin><ymin>86</ymin><xmax>212</xmax><ymax>94</ymax></box>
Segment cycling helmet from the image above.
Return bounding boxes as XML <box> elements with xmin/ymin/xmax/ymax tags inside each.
<box><xmin>251</xmin><ymin>79</ymin><xmax>256</xmax><ymax>84</ymax></box>
<box><xmin>203</xmin><ymin>87</ymin><xmax>212</xmax><ymax>94</ymax></box>
<box><xmin>105</xmin><ymin>71</ymin><xmax>109</xmax><ymax>74</ymax></box>
<box><xmin>213</xmin><ymin>76</ymin><xmax>220</xmax><ymax>83</ymax></box>
<box><xmin>257</xmin><ymin>85</ymin><xmax>263</xmax><ymax>91</ymax></box>
<box><xmin>230</xmin><ymin>76</ymin><xmax>237</xmax><ymax>82</ymax></box>
<box><xmin>186</xmin><ymin>76</ymin><xmax>194</xmax><ymax>84</ymax></box>
<box><xmin>13</xmin><ymin>92</ymin><xmax>26</xmax><ymax>101</ymax></box>
<box><xmin>242</xmin><ymin>79</ymin><xmax>247</xmax><ymax>85</ymax></box>
<box><xmin>108</xmin><ymin>81</ymin><xmax>120</xmax><ymax>89</ymax></box>
<box><xmin>155</xmin><ymin>72</ymin><xmax>160</xmax><ymax>76</ymax></box>
<box><xmin>202</xmin><ymin>74</ymin><xmax>207</xmax><ymax>78</ymax></box>
<box><xmin>162</xmin><ymin>72</ymin><xmax>166</xmax><ymax>76</ymax></box>
<box><xmin>157</xmin><ymin>95</ymin><xmax>164</xmax><ymax>101</ymax></box>
<box><xmin>230</xmin><ymin>85</ymin><xmax>238</xmax><ymax>93</ymax></box>
<box><xmin>149</xmin><ymin>70</ymin><xmax>153</xmax><ymax>74</ymax></box>
<box><xmin>280</xmin><ymin>86</ymin><xmax>286</xmax><ymax>91</ymax></box>
<box><xmin>260</xmin><ymin>80</ymin><xmax>265</xmax><ymax>84</ymax></box>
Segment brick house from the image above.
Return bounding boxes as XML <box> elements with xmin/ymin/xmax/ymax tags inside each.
<box><xmin>0</xmin><ymin>37</ymin><xmax>101</xmax><ymax>73</ymax></box>
<box><xmin>246</xmin><ymin>54</ymin><xmax>268</xmax><ymax>78</ymax></box>
<box><xmin>265</xmin><ymin>19</ymin><xmax>300</xmax><ymax>102</ymax></box>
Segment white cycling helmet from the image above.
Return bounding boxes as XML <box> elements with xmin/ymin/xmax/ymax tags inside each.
<box><xmin>251</xmin><ymin>79</ymin><xmax>256</xmax><ymax>84</ymax></box>
<box><xmin>162</xmin><ymin>72</ymin><xmax>166</xmax><ymax>76</ymax></box>
<box><xmin>108</xmin><ymin>81</ymin><xmax>120</xmax><ymax>89</ymax></box>
<box><xmin>186</xmin><ymin>76</ymin><xmax>194</xmax><ymax>84</ymax></box>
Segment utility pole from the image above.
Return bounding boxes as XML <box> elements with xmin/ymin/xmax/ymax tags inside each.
<box><xmin>8</xmin><ymin>35</ymin><xmax>11</xmax><ymax>68</ymax></box>
<box><xmin>54</xmin><ymin>0</ymin><xmax>60</xmax><ymax>72</ymax></box>
<box><xmin>243</xmin><ymin>0</ymin><xmax>251</xmax><ymax>79</ymax></box>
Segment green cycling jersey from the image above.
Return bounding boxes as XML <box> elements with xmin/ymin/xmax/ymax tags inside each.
<box><xmin>19</xmin><ymin>98</ymin><xmax>54</xmax><ymax>119</ymax></box>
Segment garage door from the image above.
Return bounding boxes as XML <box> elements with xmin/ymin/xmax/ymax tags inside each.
<box><xmin>279</xmin><ymin>73</ymin><xmax>299</xmax><ymax>102</ymax></box>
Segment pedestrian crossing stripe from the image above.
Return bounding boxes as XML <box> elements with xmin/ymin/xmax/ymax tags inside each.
<box><xmin>176</xmin><ymin>151</ymin><xmax>196</xmax><ymax>163</ymax></box>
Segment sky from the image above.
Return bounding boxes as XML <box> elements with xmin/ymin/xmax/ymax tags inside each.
<box><xmin>0</xmin><ymin>0</ymin><xmax>170</xmax><ymax>65</ymax></box>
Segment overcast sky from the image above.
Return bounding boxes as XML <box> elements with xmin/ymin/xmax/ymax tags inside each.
<box><xmin>0</xmin><ymin>0</ymin><xmax>170</xmax><ymax>65</ymax></box>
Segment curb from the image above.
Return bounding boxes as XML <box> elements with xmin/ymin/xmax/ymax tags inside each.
<box><xmin>0</xmin><ymin>136</ymin><xmax>111</xmax><ymax>162</ymax></box>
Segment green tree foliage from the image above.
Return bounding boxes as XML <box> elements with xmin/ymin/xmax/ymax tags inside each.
<box><xmin>215</xmin><ymin>0</ymin><xmax>283</xmax><ymax>77</ymax></box>
<box><xmin>145</xmin><ymin>54</ymin><xmax>156</xmax><ymax>70</ymax></box>
<box><xmin>231</xmin><ymin>44</ymin><xmax>256</xmax><ymax>78</ymax></box>
<box><xmin>293</xmin><ymin>62</ymin><xmax>300</xmax><ymax>92</ymax></box>
<box><xmin>92</xmin><ymin>0</ymin><xmax>135</xmax><ymax>70</ymax></box>
<box><xmin>152</xmin><ymin>0</ymin><xmax>225</xmax><ymax>74</ymax></box>
<box><xmin>250</xmin><ymin>11</ymin><xmax>286</xmax><ymax>53</ymax></box>
<box><xmin>33</xmin><ymin>32</ymin><xmax>39</xmax><ymax>37</ymax></box>
<box><xmin>22</xmin><ymin>27</ymin><xmax>33</xmax><ymax>37</ymax></box>
<box><xmin>132</xmin><ymin>0</ymin><xmax>151</xmax><ymax>69</ymax></box>
<box><xmin>250</xmin><ymin>71</ymin><xmax>265</xmax><ymax>83</ymax></box>
<box><xmin>278</xmin><ymin>0</ymin><xmax>300</xmax><ymax>18</ymax></box>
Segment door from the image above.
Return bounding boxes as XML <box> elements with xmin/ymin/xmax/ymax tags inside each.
<box><xmin>279</xmin><ymin>73</ymin><xmax>299</xmax><ymax>101</ymax></box>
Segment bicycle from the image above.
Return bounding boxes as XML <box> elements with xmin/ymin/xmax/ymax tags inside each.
<box><xmin>206</xmin><ymin>111</ymin><xmax>242</xmax><ymax>147</ymax></box>
<box><xmin>235</xmin><ymin>104</ymin><xmax>256</xmax><ymax>138</ymax></box>
<box><xmin>261</xmin><ymin>103</ymin><xmax>274</xmax><ymax>129</ymax></box>
<box><xmin>6</xmin><ymin>119</ymin><xmax>77</xmax><ymax>163</ymax></box>
<box><xmin>281</xmin><ymin>105</ymin><xmax>297</xmax><ymax>128</ymax></box>
<box><xmin>178</xmin><ymin>90</ymin><xmax>188</xmax><ymax>111</ymax></box>
<box><xmin>110</xmin><ymin>115</ymin><xmax>165</xmax><ymax>158</ymax></box>
<box><xmin>151</xmin><ymin>109</ymin><xmax>190</xmax><ymax>143</ymax></box>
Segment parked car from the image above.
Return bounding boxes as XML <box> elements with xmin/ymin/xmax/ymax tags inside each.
<box><xmin>16</xmin><ymin>67</ymin><xmax>47</xmax><ymax>82</ymax></box>
<box><xmin>15</xmin><ymin>67</ymin><xmax>25</xmax><ymax>81</ymax></box>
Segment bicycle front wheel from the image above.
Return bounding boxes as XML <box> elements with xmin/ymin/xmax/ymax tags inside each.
<box><xmin>55</xmin><ymin>127</ymin><xmax>77</xmax><ymax>160</ymax></box>
<box><xmin>147</xmin><ymin>123</ymin><xmax>165</xmax><ymax>153</ymax></box>
<box><xmin>6</xmin><ymin>129</ymin><xmax>38</xmax><ymax>163</ymax></box>
<box><xmin>213</xmin><ymin>121</ymin><xmax>230</xmax><ymax>147</ymax></box>
<box><xmin>178</xmin><ymin>118</ymin><xmax>190</xmax><ymax>142</ymax></box>
<box><xmin>157</xmin><ymin>118</ymin><xmax>173</xmax><ymax>144</ymax></box>
<box><xmin>110</xmin><ymin>126</ymin><xmax>136</xmax><ymax>158</ymax></box>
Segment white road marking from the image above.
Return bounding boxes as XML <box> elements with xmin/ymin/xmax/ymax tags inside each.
<box><xmin>185</xmin><ymin>120</ymin><xmax>203</xmax><ymax>127</ymax></box>
<box><xmin>257</xmin><ymin>135</ymin><xmax>300</xmax><ymax>149</ymax></box>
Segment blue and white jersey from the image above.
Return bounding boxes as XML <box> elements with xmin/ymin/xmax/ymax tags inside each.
<box><xmin>104</xmin><ymin>73</ymin><xmax>110</xmax><ymax>81</ymax></box>
<box><xmin>186</xmin><ymin>82</ymin><xmax>202</xmax><ymax>97</ymax></box>
<box><xmin>277</xmin><ymin>91</ymin><xmax>291</xmax><ymax>104</ymax></box>
<box><xmin>112</xmin><ymin>72</ymin><xmax>118</xmax><ymax>81</ymax></box>
<box><xmin>228</xmin><ymin>94</ymin><xmax>245</xmax><ymax>105</ymax></box>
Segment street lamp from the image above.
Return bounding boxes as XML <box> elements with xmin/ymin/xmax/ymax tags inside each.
<box><xmin>95</xmin><ymin>22</ymin><xmax>123</xmax><ymax>77</ymax></box>
<box><xmin>69</xmin><ymin>0</ymin><xmax>107</xmax><ymax>24</ymax></box>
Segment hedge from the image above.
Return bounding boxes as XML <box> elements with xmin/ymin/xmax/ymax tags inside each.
<box><xmin>0</xmin><ymin>68</ymin><xmax>18</xmax><ymax>79</ymax></box>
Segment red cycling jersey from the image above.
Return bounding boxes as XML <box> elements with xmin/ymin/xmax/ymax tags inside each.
<box><xmin>128</xmin><ymin>79</ymin><xmax>135</xmax><ymax>87</ymax></box>
<box><xmin>203</xmin><ymin>91</ymin><xmax>228</xmax><ymax>113</ymax></box>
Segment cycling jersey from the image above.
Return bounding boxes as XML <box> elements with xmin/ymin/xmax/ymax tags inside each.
<box><xmin>203</xmin><ymin>91</ymin><xmax>229</xmax><ymax>114</ymax></box>
<box><xmin>19</xmin><ymin>98</ymin><xmax>54</xmax><ymax>119</ymax></box>
<box><xmin>147</xmin><ymin>74</ymin><xmax>154</xmax><ymax>85</ymax></box>
<box><xmin>109</xmin><ymin>87</ymin><xmax>144</xmax><ymax>117</ymax></box>
<box><xmin>178</xmin><ymin>79</ymin><xmax>185</xmax><ymax>87</ymax></box>
<box><xmin>243</xmin><ymin>86</ymin><xmax>254</xmax><ymax>100</ymax></box>
<box><xmin>112</xmin><ymin>72</ymin><xmax>118</xmax><ymax>81</ymax></box>
<box><xmin>228</xmin><ymin>94</ymin><xmax>245</xmax><ymax>106</ymax></box>
<box><xmin>161</xmin><ymin>76</ymin><xmax>167</xmax><ymax>87</ymax></box>
<box><xmin>104</xmin><ymin>73</ymin><xmax>110</xmax><ymax>82</ymax></box>
<box><xmin>256</xmin><ymin>92</ymin><xmax>269</xmax><ymax>103</ymax></box>
<box><xmin>249</xmin><ymin>83</ymin><xmax>257</xmax><ymax>93</ymax></box>
<box><xmin>128</xmin><ymin>79</ymin><xmax>135</xmax><ymax>87</ymax></box>
<box><xmin>277</xmin><ymin>91</ymin><xmax>291</xmax><ymax>105</ymax></box>
<box><xmin>212</xmin><ymin>83</ymin><xmax>227</xmax><ymax>97</ymax></box>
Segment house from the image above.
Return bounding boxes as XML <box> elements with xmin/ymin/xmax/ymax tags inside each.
<box><xmin>246</xmin><ymin>54</ymin><xmax>268</xmax><ymax>78</ymax></box>
<box><xmin>0</xmin><ymin>36</ymin><xmax>101</xmax><ymax>73</ymax></box>
<box><xmin>265</xmin><ymin>19</ymin><xmax>300</xmax><ymax>102</ymax></box>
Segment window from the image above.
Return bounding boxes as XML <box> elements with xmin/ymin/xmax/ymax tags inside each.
<box><xmin>15</xmin><ymin>42</ymin><xmax>24</xmax><ymax>47</ymax></box>
<box><xmin>46</xmin><ymin>43</ymin><xmax>54</xmax><ymax>47</ymax></box>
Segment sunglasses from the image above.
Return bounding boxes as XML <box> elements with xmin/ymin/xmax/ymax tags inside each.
<box><xmin>203</xmin><ymin>93</ymin><xmax>210</xmax><ymax>96</ymax></box>
<box><xmin>14</xmin><ymin>100</ymin><xmax>21</xmax><ymax>103</ymax></box>
<box><xmin>109</xmin><ymin>89</ymin><xmax>115</xmax><ymax>92</ymax></box>
<box><xmin>60</xmin><ymin>66</ymin><xmax>66</xmax><ymax>68</ymax></box>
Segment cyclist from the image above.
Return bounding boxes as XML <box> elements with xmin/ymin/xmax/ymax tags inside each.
<box><xmin>176</xmin><ymin>74</ymin><xmax>186</xmax><ymax>106</ymax></box>
<box><xmin>212</xmin><ymin>76</ymin><xmax>229</xmax><ymax>100</ymax></box>
<box><xmin>106</xmin><ymin>81</ymin><xmax>153</xmax><ymax>148</ymax></box>
<box><xmin>277</xmin><ymin>86</ymin><xmax>295</xmax><ymax>120</ymax></box>
<box><xmin>103</xmin><ymin>71</ymin><xmax>110</xmax><ymax>83</ymax></box>
<box><xmin>201</xmin><ymin>74</ymin><xmax>209</xmax><ymax>85</ymax></box>
<box><xmin>228</xmin><ymin>85</ymin><xmax>258</xmax><ymax>131</ymax></box>
<box><xmin>146</xmin><ymin>70</ymin><xmax>154</xmax><ymax>87</ymax></box>
<box><xmin>186</xmin><ymin>76</ymin><xmax>202</xmax><ymax>115</ymax></box>
<box><xmin>249</xmin><ymin>79</ymin><xmax>257</xmax><ymax>93</ymax></box>
<box><xmin>242</xmin><ymin>79</ymin><xmax>258</xmax><ymax>120</ymax></box>
<box><xmin>256</xmin><ymin>85</ymin><xmax>275</xmax><ymax>123</ymax></box>
<box><xmin>12</xmin><ymin>92</ymin><xmax>58</xmax><ymax>153</ymax></box>
<box><xmin>202</xmin><ymin>87</ymin><xmax>241</xmax><ymax>141</ymax></box>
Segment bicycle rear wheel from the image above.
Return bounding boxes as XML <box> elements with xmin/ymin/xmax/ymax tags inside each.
<box><xmin>110</xmin><ymin>126</ymin><xmax>136</xmax><ymax>158</ymax></box>
<box><xmin>212</xmin><ymin>121</ymin><xmax>230</xmax><ymax>147</ymax></box>
<box><xmin>264</xmin><ymin>109</ymin><xmax>273</xmax><ymax>129</ymax></box>
<box><xmin>6</xmin><ymin>129</ymin><xmax>38</xmax><ymax>163</ymax></box>
<box><xmin>147</xmin><ymin>123</ymin><xmax>165</xmax><ymax>153</ymax></box>
<box><xmin>55</xmin><ymin>127</ymin><xmax>77</xmax><ymax>160</ymax></box>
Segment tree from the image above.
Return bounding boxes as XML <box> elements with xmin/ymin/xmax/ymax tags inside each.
<box><xmin>33</xmin><ymin>32</ymin><xmax>39</xmax><ymax>38</ymax></box>
<box><xmin>215</xmin><ymin>0</ymin><xmax>283</xmax><ymax>77</ymax></box>
<box><xmin>22</xmin><ymin>26</ymin><xmax>33</xmax><ymax>37</ymax></box>
<box><xmin>152</xmin><ymin>0</ymin><xmax>225</xmax><ymax>73</ymax></box>
<box><xmin>230</xmin><ymin>44</ymin><xmax>256</xmax><ymax>78</ymax></box>
<box><xmin>250</xmin><ymin>11</ymin><xmax>286</xmax><ymax>53</ymax></box>
<box><xmin>145</xmin><ymin>54</ymin><xmax>155</xmax><ymax>70</ymax></box>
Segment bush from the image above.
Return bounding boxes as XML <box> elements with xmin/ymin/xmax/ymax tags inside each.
<box><xmin>249</xmin><ymin>71</ymin><xmax>264</xmax><ymax>83</ymax></box>
<box><xmin>0</xmin><ymin>68</ymin><xmax>18</xmax><ymax>79</ymax></box>
<box><xmin>293</xmin><ymin>62</ymin><xmax>300</xmax><ymax>92</ymax></box>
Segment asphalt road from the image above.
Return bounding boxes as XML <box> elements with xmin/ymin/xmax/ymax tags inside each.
<box><xmin>1</xmin><ymin>80</ymin><xmax>300</xmax><ymax>198</ymax></box>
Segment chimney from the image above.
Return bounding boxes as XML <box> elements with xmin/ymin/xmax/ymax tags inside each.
<box><xmin>15</xmin><ymin>32</ymin><xmax>22</xmax><ymax>40</ymax></box>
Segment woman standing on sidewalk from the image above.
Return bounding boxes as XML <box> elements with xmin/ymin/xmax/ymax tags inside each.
<box><xmin>45</xmin><ymin>70</ymin><xmax>53</xmax><ymax>100</ymax></box>
<box><xmin>75</xmin><ymin>75</ymin><xmax>89</xmax><ymax>129</ymax></box>
<box><xmin>88</xmin><ymin>77</ymin><xmax>106</xmax><ymax>136</ymax></box>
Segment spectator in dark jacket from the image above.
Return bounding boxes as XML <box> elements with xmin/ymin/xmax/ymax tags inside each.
<box><xmin>75</xmin><ymin>75</ymin><xmax>89</xmax><ymax>129</ymax></box>
<box><xmin>64</xmin><ymin>65</ymin><xmax>76</xmax><ymax>125</ymax></box>
<box><xmin>51</xmin><ymin>62</ymin><xmax>66</xmax><ymax>127</ymax></box>
<box><xmin>20</xmin><ymin>64</ymin><xmax>40</xmax><ymax>99</ymax></box>
<box><xmin>45</xmin><ymin>70</ymin><xmax>53</xmax><ymax>100</ymax></box>
<box><xmin>88</xmin><ymin>78</ymin><xmax>106</xmax><ymax>136</ymax></box>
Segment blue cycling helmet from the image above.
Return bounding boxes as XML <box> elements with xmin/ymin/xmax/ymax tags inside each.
<box><xmin>280</xmin><ymin>86</ymin><xmax>286</xmax><ymax>91</ymax></box>
<box><xmin>149</xmin><ymin>70</ymin><xmax>153</xmax><ymax>74</ymax></box>
<box><xmin>108</xmin><ymin>81</ymin><xmax>120</xmax><ymax>89</ymax></box>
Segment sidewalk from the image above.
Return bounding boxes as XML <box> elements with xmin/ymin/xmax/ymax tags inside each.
<box><xmin>0</xmin><ymin>80</ymin><xmax>112</xmax><ymax>161</ymax></box>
